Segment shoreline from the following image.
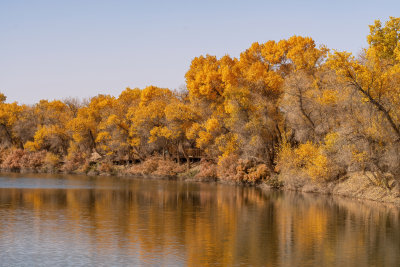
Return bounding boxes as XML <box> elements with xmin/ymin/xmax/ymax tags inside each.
<box><xmin>2</xmin><ymin>165</ymin><xmax>400</xmax><ymax>208</ymax></box>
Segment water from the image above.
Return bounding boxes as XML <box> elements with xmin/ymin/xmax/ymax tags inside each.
<box><xmin>0</xmin><ymin>173</ymin><xmax>399</xmax><ymax>266</ymax></box>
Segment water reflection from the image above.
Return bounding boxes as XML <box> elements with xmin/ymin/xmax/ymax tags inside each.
<box><xmin>0</xmin><ymin>174</ymin><xmax>399</xmax><ymax>266</ymax></box>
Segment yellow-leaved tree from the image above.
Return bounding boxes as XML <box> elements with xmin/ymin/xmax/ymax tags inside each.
<box><xmin>127</xmin><ymin>86</ymin><xmax>175</xmax><ymax>160</ymax></box>
<box><xmin>24</xmin><ymin>100</ymin><xmax>73</xmax><ymax>155</ymax></box>
<box><xmin>68</xmin><ymin>94</ymin><xmax>116</xmax><ymax>157</ymax></box>
<box><xmin>0</xmin><ymin>94</ymin><xmax>27</xmax><ymax>148</ymax></box>
<box><xmin>327</xmin><ymin>17</ymin><xmax>400</xmax><ymax>176</ymax></box>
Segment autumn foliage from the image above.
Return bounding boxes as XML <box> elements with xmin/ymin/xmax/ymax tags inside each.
<box><xmin>1</xmin><ymin>17</ymin><xmax>400</xmax><ymax>186</ymax></box>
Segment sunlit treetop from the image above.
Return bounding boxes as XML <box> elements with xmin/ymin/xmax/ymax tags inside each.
<box><xmin>367</xmin><ymin>16</ymin><xmax>400</xmax><ymax>61</ymax></box>
<box><xmin>0</xmin><ymin>93</ymin><xmax>6</xmax><ymax>103</ymax></box>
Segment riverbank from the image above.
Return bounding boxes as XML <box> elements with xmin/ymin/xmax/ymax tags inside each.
<box><xmin>260</xmin><ymin>171</ymin><xmax>400</xmax><ymax>207</ymax></box>
<box><xmin>2</xmin><ymin>156</ymin><xmax>400</xmax><ymax>207</ymax></box>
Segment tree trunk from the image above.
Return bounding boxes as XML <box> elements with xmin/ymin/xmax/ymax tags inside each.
<box><xmin>176</xmin><ymin>144</ymin><xmax>180</xmax><ymax>164</ymax></box>
<box><xmin>180</xmin><ymin>142</ymin><xmax>191</xmax><ymax>171</ymax></box>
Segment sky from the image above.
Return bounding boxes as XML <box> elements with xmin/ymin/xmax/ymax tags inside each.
<box><xmin>0</xmin><ymin>0</ymin><xmax>399</xmax><ymax>104</ymax></box>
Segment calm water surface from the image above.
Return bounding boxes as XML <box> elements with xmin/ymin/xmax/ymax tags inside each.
<box><xmin>0</xmin><ymin>173</ymin><xmax>399</xmax><ymax>266</ymax></box>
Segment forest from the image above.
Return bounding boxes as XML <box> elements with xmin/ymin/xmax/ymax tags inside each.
<box><xmin>1</xmin><ymin>17</ymin><xmax>400</xmax><ymax>190</ymax></box>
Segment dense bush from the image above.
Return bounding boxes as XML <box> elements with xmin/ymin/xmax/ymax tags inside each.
<box><xmin>62</xmin><ymin>151</ymin><xmax>87</xmax><ymax>173</ymax></box>
<box><xmin>1</xmin><ymin>149</ymin><xmax>26</xmax><ymax>171</ymax></box>
<box><xmin>216</xmin><ymin>155</ymin><xmax>270</xmax><ymax>183</ymax></box>
<box><xmin>195</xmin><ymin>159</ymin><xmax>218</xmax><ymax>180</ymax></box>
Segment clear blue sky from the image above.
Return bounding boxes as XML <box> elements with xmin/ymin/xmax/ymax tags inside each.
<box><xmin>0</xmin><ymin>0</ymin><xmax>399</xmax><ymax>104</ymax></box>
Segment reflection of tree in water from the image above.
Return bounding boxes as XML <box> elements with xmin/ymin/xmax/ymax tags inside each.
<box><xmin>0</xmin><ymin>177</ymin><xmax>399</xmax><ymax>266</ymax></box>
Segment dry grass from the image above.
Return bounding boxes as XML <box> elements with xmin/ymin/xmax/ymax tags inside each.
<box><xmin>332</xmin><ymin>172</ymin><xmax>400</xmax><ymax>205</ymax></box>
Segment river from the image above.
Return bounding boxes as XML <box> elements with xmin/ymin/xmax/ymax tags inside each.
<box><xmin>0</xmin><ymin>173</ymin><xmax>399</xmax><ymax>266</ymax></box>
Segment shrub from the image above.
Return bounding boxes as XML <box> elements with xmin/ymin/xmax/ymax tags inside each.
<box><xmin>277</xmin><ymin>139</ymin><xmax>338</xmax><ymax>183</ymax></box>
<box><xmin>127</xmin><ymin>156</ymin><xmax>162</xmax><ymax>175</ymax></box>
<box><xmin>140</xmin><ymin>157</ymin><xmax>159</xmax><ymax>174</ymax></box>
<box><xmin>1</xmin><ymin>149</ymin><xmax>26</xmax><ymax>171</ymax></box>
<box><xmin>235</xmin><ymin>159</ymin><xmax>270</xmax><ymax>183</ymax></box>
<box><xmin>21</xmin><ymin>151</ymin><xmax>46</xmax><ymax>170</ymax></box>
<box><xmin>62</xmin><ymin>151</ymin><xmax>87</xmax><ymax>173</ymax></box>
<box><xmin>0</xmin><ymin>147</ymin><xmax>10</xmax><ymax>165</ymax></box>
<box><xmin>217</xmin><ymin>155</ymin><xmax>240</xmax><ymax>181</ymax></box>
<box><xmin>76</xmin><ymin>160</ymin><xmax>92</xmax><ymax>174</ymax></box>
<box><xmin>196</xmin><ymin>159</ymin><xmax>218</xmax><ymax>179</ymax></box>
<box><xmin>245</xmin><ymin>164</ymin><xmax>269</xmax><ymax>182</ymax></box>
<box><xmin>216</xmin><ymin>155</ymin><xmax>270</xmax><ymax>183</ymax></box>
<box><xmin>44</xmin><ymin>152</ymin><xmax>60</xmax><ymax>169</ymax></box>
<box><xmin>154</xmin><ymin>159</ymin><xmax>185</xmax><ymax>176</ymax></box>
<box><xmin>98</xmin><ymin>161</ymin><xmax>114</xmax><ymax>174</ymax></box>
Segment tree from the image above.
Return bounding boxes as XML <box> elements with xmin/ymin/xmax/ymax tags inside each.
<box><xmin>68</xmin><ymin>94</ymin><xmax>116</xmax><ymax>156</ymax></box>
<box><xmin>24</xmin><ymin>100</ymin><xmax>73</xmax><ymax>155</ymax></box>
<box><xmin>127</xmin><ymin>86</ymin><xmax>174</xmax><ymax>160</ymax></box>
<box><xmin>327</xmin><ymin>17</ymin><xmax>400</xmax><ymax>176</ymax></box>
<box><xmin>0</xmin><ymin>94</ymin><xmax>26</xmax><ymax>148</ymax></box>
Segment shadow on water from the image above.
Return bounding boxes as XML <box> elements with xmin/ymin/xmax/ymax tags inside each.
<box><xmin>0</xmin><ymin>173</ymin><xmax>399</xmax><ymax>266</ymax></box>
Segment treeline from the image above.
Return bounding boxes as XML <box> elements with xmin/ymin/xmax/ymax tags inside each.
<box><xmin>1</xmin><ymin>17</ymin><xmax>400</xmax><ymax>186</ymax></box>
